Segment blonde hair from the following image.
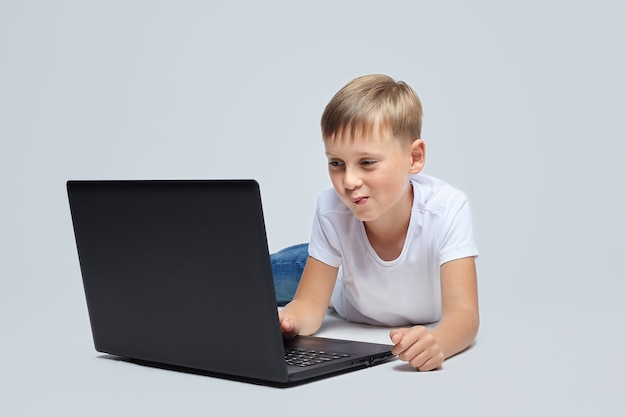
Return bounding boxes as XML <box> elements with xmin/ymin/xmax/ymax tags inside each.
<box><xmin>321</xmin><ymin>74</ymin><xmax>423</xmax><ymax>142</ymax></box>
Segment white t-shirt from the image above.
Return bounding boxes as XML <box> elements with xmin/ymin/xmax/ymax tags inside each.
<box><xmin>308</xmin><ymin>174</ymin><xmax>479</xmax><ymax>327</ymax></box>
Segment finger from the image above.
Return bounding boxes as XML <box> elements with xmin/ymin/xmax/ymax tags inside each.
<box><xmin>406</xmin><ymin>344</ymin><xmax>444</xmax><ymax>371</ymax></box>
<box><xmin>389</xmin><ymin>329</ymin><xmax>404</xmax><ymax>345</ymax></box>
<box><xmin>280</xmin><ymin>318</ymin><xmax>298</xmax><ymax>339</ymax></box>
<box><xmin>391</xmin><ymin>327</ymin><xmax>424</xmax><ymax>354</ymax></box>
<box><xmin>397</xmin><ymin>341</ymin><xmax>426</xmax><ymax>363</ymax></box>
<box><xmin>412</xmin><ymin>353</ymin><xmax>444</xmax><ymax>372</ymax></box>
<box><xmin>395</xmin><ymin>331</ymin><xmax>437</xmax><ymax>363</ymax></box>
<box><xmin>390</xmin><ymin>329</ymin><xmax>412</xmax><ymax>355</ymax></box>
<box><xmin>280</xmin><ymin>318</ymin><xmax>292</xmax><ymax>331</ymax></box>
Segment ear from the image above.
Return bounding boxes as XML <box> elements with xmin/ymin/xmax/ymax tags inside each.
<box><xmin>409</xmin><ymin>139</ymin><xmax>425</xmax><ymax>174</ymax></box>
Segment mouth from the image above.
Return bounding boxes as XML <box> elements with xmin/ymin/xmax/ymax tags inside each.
<box><xmin>351</xmin><ymin>196</ymin><xmax>369</xmax><ymax>206</ymax></box>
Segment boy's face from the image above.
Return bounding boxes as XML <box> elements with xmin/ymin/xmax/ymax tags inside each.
<box><xmin>324</xmin><ymin>126</ymin><xmax>424</xmax><ymax>225</ymax></box>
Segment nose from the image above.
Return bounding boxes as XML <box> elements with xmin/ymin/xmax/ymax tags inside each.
<box><xmin>343</xmin><ymin>165</ymin><xmax>362</xmax><ymax>190</ymax></box>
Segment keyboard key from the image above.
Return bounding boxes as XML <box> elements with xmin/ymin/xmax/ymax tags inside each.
<box><xmin>285</xmin><ymin>348</ymin><xmax>351</xmax><ymax>367</ymax></box>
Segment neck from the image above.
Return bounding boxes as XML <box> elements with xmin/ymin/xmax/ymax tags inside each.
<box><xmin>364</xmin><ymin>184</ymin><xmax>413</xmax><ymax>261</ymax></box>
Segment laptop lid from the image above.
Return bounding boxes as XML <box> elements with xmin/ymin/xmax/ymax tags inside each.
<box><xmin>67</xmin><ymin>180</ymin><xmax>393</xmax><ymax>385</ymax></box>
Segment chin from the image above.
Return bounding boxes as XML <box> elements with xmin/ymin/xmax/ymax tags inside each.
<box><xmin>350</xmin><ymin>210</ymin><xmax>377</xmax><ymax>223</ymax></box>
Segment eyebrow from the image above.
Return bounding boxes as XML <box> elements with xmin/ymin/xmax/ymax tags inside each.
<box><xmin>324</xmin><ymin>151</ymin><xmax>384</xmax><ymax>159</ymax></box>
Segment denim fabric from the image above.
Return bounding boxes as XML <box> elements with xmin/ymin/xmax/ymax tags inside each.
<box><xmin>270</xmin><ymin>243</ymin><xmax>308</xmax><ymax>306</ymax></box>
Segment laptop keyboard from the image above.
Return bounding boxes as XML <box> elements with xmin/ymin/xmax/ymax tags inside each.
<box><xmin>285</xmin><ymin>348</ymin><xmax>351</xmax><ymax>367</ymax></box>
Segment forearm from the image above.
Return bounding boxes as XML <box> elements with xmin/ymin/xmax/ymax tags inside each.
<box><xmin>433</xmin><ymin>257</ymin><xmax>479</xmax><ymax>360</ymax></box>
<box><xmin>431</xmin><ymin>308</ymin><xmax>479</xmax><ymax>359</ymax></box>
<box><xmin>280</xmin><ymin>257</ymin><xmax>338</xmax><ymax>336</ymax></box>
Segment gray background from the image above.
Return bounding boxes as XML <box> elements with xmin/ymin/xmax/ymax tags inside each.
<box><xmin>2</xmin><ymin>1</ymin><xmax>625</xmax><ymax>416</ymax></box>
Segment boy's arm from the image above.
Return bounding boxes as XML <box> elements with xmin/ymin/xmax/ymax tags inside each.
<box><xmin>278</xmin><ymin>256</ymin><xmax>338</xmax><ymax>338</ymax></box>
<box><xmin>390</xmin><ymin>256</ymin><xmax>479</xmax><ymax>370</ymax></box>
<box><xmin>431</xmin><ymin>256</ymin><xmax>479</xmax><ymax>358</ymax></box>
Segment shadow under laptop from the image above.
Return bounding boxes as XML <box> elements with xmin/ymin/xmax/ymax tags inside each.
<box><xmin>96</xmin><ymin>354</ymin><xmax>383</xmax><ymax>388</ymax></box>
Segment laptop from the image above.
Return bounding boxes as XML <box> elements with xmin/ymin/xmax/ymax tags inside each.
<box><xmin>67</xmin><ymin>179</ymin><xmax>395</xmax><ymax>386</ymax></box>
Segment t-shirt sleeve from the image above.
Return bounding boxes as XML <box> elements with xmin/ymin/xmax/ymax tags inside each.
<box><xmin>437</xmin><ymin>191</ymin><xmax>479</xmax><ymax>265</ymax></box>
<box><xmin>308</xmin><ymin>195</ymin><xmax>343</xmax><ymax>268</ymax></box>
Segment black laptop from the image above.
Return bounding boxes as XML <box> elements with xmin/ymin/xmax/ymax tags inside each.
<box><xmin>67</xmin><ymin>179</ymin><xmax>394</xmax><ymax>386</ymax></box>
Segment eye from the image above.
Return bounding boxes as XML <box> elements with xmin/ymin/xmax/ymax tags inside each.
<box><xmin>328</xmin><ymin>160</ymin><xmax>344</xmax><ymax>168</ymax></box>
<box><xmin>361</xmin><ymin>160</ymin><xmax>377</xmax><ymax>167</ymax></box>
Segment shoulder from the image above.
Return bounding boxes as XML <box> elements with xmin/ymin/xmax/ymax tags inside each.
<box><xmin>411</xmin><ymin>174</ymin><xmax>469</xmax><ymax>214</ymax></box>
<box><xmin>411</xmin><ymin>174</ymin><xmax>479</xmax><ymax>262</ymax></box>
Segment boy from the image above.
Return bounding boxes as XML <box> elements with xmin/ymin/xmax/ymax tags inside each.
<box><xmin>276</xmin><ymin>74</ymin><xmax>479</xmax><ymax>371</ymax></box>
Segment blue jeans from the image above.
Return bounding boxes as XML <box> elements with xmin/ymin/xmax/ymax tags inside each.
<box><xmin>270</xmin><ymin>243</ymin><xmax>308</xmax><ymax>306</ymax></box>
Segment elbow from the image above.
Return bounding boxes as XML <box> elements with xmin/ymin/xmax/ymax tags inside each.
<box><xmin>468</xmin><ymin>310</ymin><xmax>480</xmax><ymax>343</ymax></box>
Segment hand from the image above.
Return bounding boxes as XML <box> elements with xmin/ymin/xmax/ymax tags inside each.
<box><xmin>390</xmin><ymin>326</ymin><xmax>445</xmax><ymax>371</ymax></box>
<box><xmin>277</xmin><ymin>309</ymin><xmax>299</xmax><ymax>339</ymax></box>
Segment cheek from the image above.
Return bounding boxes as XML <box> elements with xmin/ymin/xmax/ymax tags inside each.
<box><xmin>372</xmin><ymin>171</ymin><xmax>407</xmax><ymax>197</ymax></box>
